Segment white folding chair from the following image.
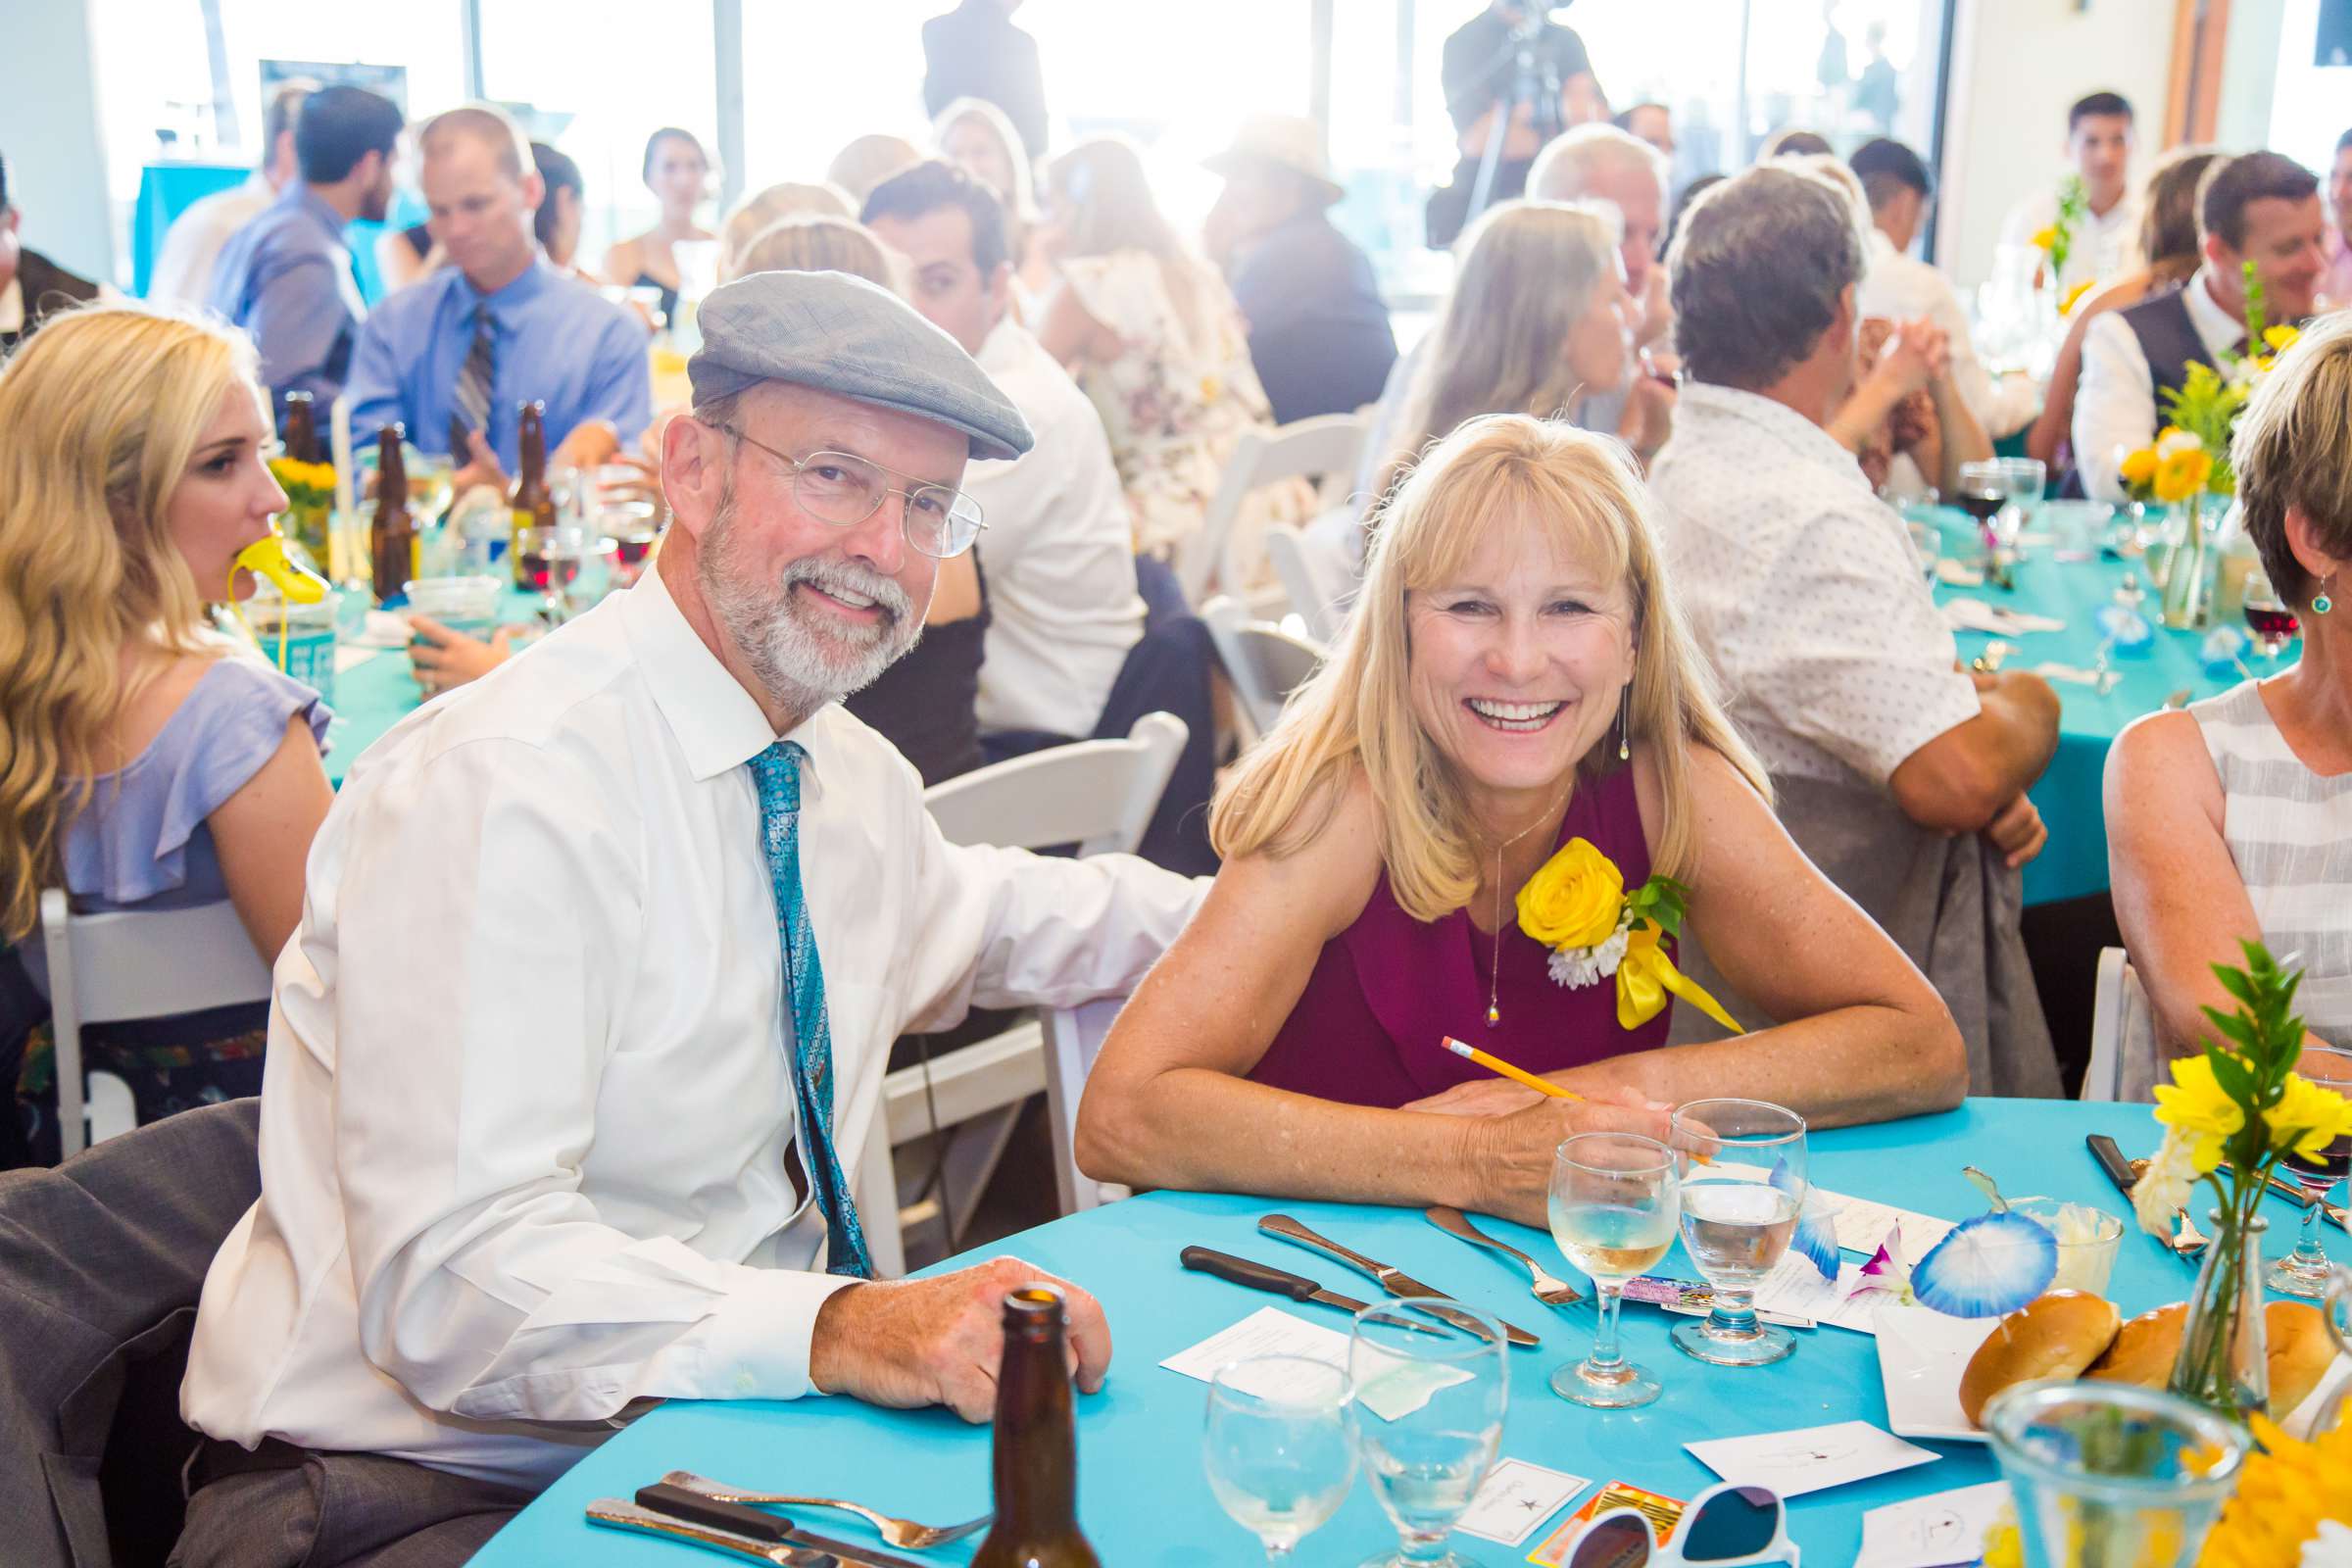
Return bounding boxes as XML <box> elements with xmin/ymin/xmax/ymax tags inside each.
<box><xmin>1201</xmin><ymin>595</ymin><xmax>1328</xmax><ymax>741</ymax></box>
<box><xmin>1177</xmin><ymin>413</ymin><xmax>1370</xmax><ymax>609</ymax></box>
<box><xmin>1263</xmin><ymin>520</ymin><xmax>1352</xmax><ymax>646</ymax></box>
<box><xmin>2084</xmin><ymin>947</ymin><xmax>2159</xmax><ymax>1102</ymax></box>
<box><xmin>36</xmin><ymin>890</ymin><xmax>273</xmax><ymax>1157</ymax></box>
<box><xmin>856</xmin><ymin>712</ymin><xmax>1189</xmax><ymax>1276</ymax></box>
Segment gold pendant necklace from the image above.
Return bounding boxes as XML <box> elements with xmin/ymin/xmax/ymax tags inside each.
<box><xmin>1484</xmin><ymin>786</ymin><xmax>1573</xmax><ymax>1027</ymax></box>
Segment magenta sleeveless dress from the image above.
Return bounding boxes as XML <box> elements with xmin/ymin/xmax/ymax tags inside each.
<box><xmin>1249</xmin><ymin>761</ymin><xmax>1672</xmax><ymax>1106</ymax></box>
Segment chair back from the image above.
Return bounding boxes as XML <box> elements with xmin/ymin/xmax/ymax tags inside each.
<box><xmin>1264</xmin><ymin>513</ymin><xmax>1357</xmax><ymax>645</ymax></box>
<box><xmin>923</xmin><ymin>711</ymin><xmax>1188</xmax><ymax>858</ymax></box>
<box><xmin>1201</xmin><ymin>596</ymin><xmax>1328</xmax><ymax>740</ymax></box>
<box><xmin>1176</xmin><ymin>413</ymin><xmax>1369</xmax><ymax>606</ymax></box>
<box><xmin>38</xmin><ymin>892</ymin><xmax>273</xmax><ymax>1157</ymax></box>
<box><xmin>2084</xmin><ymin>947</ymin><xmax>2160</xmax><ymax>1102</ymax></box>
<box><xmin>1044</xmin><ymin>996</ymin><xmax>1132</xmax><ymax>1213</ymax></box>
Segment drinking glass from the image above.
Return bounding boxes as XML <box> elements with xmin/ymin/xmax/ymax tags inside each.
<box><xmin>1203</xmin><ymin>1355</ymin><xmax>1356</xmax><ymax>1563</ymax></box>
<box><xmin>2269</xmin><ymin>1045</ymin><xmax>2352</xmax><ymax>1298</ymax></box>
<box><xmin>2011</xmin><ymin>1199</ymin><xmax>2124</xmax><ymax>1296</ymax></box>
<box><xmin>1670</xmin><ymin>1101</ymin><xmax>1806</xmax><ymax>1368</ymax></box>
<box><xmin>1547</xmin><ymin>1133</ymin><xmax>1681</xmax><ymax>1407</ymax></box>
<box><xmin>1348</xmin><ymin>1300</ymin><xmax>1505</xmax><ymax>1568</ymax></box>
<box><xmin>2240</xmin><ymin>566</ymin><xmax>2301</xmax><ymax>658</ymax></box>
<box><xmin>1984</xmin><ymin>1382</ymin><xmax>2247</xmax><ymax>1567</ymax></box>
<box><xmin>1906</xmin><ymin>519</ymin><xmax>1939</xmax><ymax>584</ymax></box>
<box><xmin>600</xmin><ymin>502</ymin><xmax>662</xmax><ymax>589</ymax></box>
<box><xmin>513</xmin><ymin>524</ymin><xmax>589</xmax><ymax>618</ymax></box>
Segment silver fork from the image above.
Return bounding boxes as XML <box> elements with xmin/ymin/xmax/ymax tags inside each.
<box><xmin>1424</xmin><ymin>1206</ymin><xmax>1585</xmax><ymax>1307</ymax></box>
<box><xmin>2127</xmin><ymin>1161</ymin><xmax>2212</xmax><ymax>1258</ymax></box>
<box><xmin>661</xmin><ymin>1471</ymin><xmax>992</xmax><ymax>1549</ymax></box>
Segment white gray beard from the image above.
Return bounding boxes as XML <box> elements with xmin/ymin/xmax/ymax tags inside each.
<box><xmin>699</xmin><ymin>501</ymin><xmax>922</xmax><ymax>715</ymax></box>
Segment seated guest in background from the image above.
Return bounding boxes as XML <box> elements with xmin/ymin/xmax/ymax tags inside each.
<box><xmin>1200</xmin><ymin>114</ymin><xmax>1398</xmax><ymax>425</ymax></box>
<box><xmin>206</xmin><ymin>85</ymin><xmax>403</xmax><ymax>424</ymax></box>
<box><xmin>346</xmin><ymin>104</ymin><xmax>653</xmax><ymax>496</ymax></box>
<box><xmin>1613</xmin><ymin>101</ymin><xmax>1675</xmax><ymax>163</ymax></box>
<box><xmin>2000</xmin><ymin>91</ymin><xmax>2141</xmax><ymax>298</ymax></box>
<box><xmin>175</xmin><ymin>270</ymin><xmax>1203</xmax><ymax>1565</ymax></box>
<box><xmin>1038</xmin><ymin>135</ymin><xmax>1307</xmax><ymax>574</ymax></box>
<box><xmin>2075</xmin><ymin>151</ymin><xmax>2327</xmax><ymax>501</ymax></box>
<box><xmin>531</xmin><ymin>141</ymin><xmax>598</xmax><ymax>285</ymax></box>
<box><xmin>864</xmin><ymin>161</ymin><xmax>1143</xmax><ymax>750</ymax></box>
<box><xmin>0</xmin><ymin>307</ymin><xmax>333</xmax><ymax>1164</ymax></box>
<box><xmin>150</xmin><ymin>80</ymin><xmax>314</xmax><ymax>305</ymax></box>
<box><xmin>932</xmin><ymin>95</ymin><xmax>1054</xmax><ymax>315</ymax></box>
<box><xmin>0</xmin><ymin>153</ymin><xmax>101</xmax><ymax>355</ymax></box>
<box><xmin>1076</xmin><ymin>415</ymin><xmax>1965</xmax><ymax>1225</ymax></box>
<box><xmin>2328</xmin><ymin>127</ymin><xmax>2352</xmax><ymax>307</ymax></box>
<box><xmin>1757</xmin><ymin>127</ymin><xmax>1833</xmax><ymax>161</ymax></box>
<box><xmin>827</xmin><ymin>133</ymin><xmax>924</xmax><ymax>205</ymax></box>
<box><xmin>1853</xmin><ymin>136</ymin><xmax>2037</xmax><ymax>444</ymax></box>
<box><xmin>716</xmin><ymin>179</ymin><xmax>855</xmax><ymax>278</ymax></box>
<box><xmin>2029</xmin><ymin>146</ymin><xmax>2222</xmax><ymax>479</ymax></box>
<box><xmin>2107</xmin><ymin>313</ymin><xmax>2352</xmax><ymax>1079</ymax></box>
<box><xmin>600</xmin><ymin>127</ymin><xmax>714</xmax><ymax>325</ymax></box>
<box><xmin>1650</xmin><ymin>166</ymin><xmax>2063</xmax><ymax>1095</ymax></box>
<box><xmin>921</xmin><ymin>0</ymin><xmax>1050</xmax><ymax>165</ymax></box>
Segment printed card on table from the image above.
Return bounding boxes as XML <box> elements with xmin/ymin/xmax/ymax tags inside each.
<box><xmin>1685</xmin><ymin>1419</ymin><xmax>1938</xmax><ymax>1497</ymax></box>
<box><xmin>1157</xmin><ymin>1306</ymin><xmax>1465</xmax><ymax>1421</ymax></box>
<box><xmin>1451</xmin><ymin>1459</ymin><xmax>1591</xmax><ymax>1546</ymax></box>
<box><xmin>1857</xmin><ymin>1481</ymin><xmax>2012</xmax><ymax>1568</ymax></box>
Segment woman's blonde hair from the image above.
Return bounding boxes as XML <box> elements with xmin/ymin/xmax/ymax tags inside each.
<box><xmin>718</xmin><ymin>181</ymin><xmax>854</xmax><ymax>275</ymax></box>
<box><xmin>2233</xmin><ymin>310</ymin><xmax>2352</xmax><ymax>610</ymax></box>
<box><xmin>1381</xmin><ymin>200</ymin><xmax>1620</xmax><ymax>497</ymax></box>
<box><xmin>725</xmin><ymin>214</ymin><xmax>895</xmax><ymax>289</ymax></box>
<box><xmin>1046</xmin><ymin>135</ymin><xmax>1222</xmax><ymax>346</ymax></box>
<box><xmin>0</xmin><ymin>303</ymin><xmax>258</xmax><ymax>939</ymax></box>
<box><xmin>1213</xmin><ymin>414</ymin><xmax>1770</xmax><ymax>922</ymax></box>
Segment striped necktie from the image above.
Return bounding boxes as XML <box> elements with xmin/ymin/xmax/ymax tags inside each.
<box><xmin>452</xmin><ymin>304</ymin><xmax>495</xmax><ymax>442</ymax></box>
<box><xmin>748</xmin><ymin>740</ymin><xmax>874</xmax><ymax>1279</ymax></box>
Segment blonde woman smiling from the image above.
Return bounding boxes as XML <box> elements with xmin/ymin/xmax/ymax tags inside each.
<box><xmin>1076</xmin><ymin>416</ymin><xmax>1963</xmax><ymax>1226</ymax></box>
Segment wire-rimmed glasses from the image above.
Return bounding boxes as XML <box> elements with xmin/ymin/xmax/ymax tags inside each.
<box><xmin>711</xmin><ymin>422</ymin><xmax>986</xmax><ymax>558</ymax></box>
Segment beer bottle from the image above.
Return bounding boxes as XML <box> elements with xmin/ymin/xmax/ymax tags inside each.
<box><xmin>510</xmin><ymin>400</ymin><xmax>556</xmax><ymax>590</ymax></box>
<box><xmin>970</xmin><ymin>1287</ymin><xmax>1101</xmax><ymax>1568</ymax></box>
<box><xmin>369</xmin><ymin>423</ymin><xmax>415</xmax><ymax>606</ymax></box>
<box><xmin>282</xmin><ymin>389</ymin><xmax>318</xmax><ymax>464</ymax></box>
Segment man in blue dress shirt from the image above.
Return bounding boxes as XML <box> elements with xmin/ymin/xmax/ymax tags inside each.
<box><xmin>206</xmin><ymin>85</ymin><xmax>403</xmax><ymax>427</ymax></box>
<box><xmin>345</xmin><ymin>103</ymin><xmax>651</xmax><ymax>491</ymax></box>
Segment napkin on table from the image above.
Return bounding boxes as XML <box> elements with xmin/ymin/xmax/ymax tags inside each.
<box><xmin>1940</xmin><ymin>599</ymin><xmax>2064</xmax><ymax>636</ymax></box>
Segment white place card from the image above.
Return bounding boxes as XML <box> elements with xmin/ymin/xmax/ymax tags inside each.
<box><xmin>333</xmin><ymin>645</ymin><xmax>384</xmax><ymax>673</ymax></box>
<box><xmin>1685</xmin><ymin>1420</ymin><xmax>1938</xmax><ymax>1497</ymax></box>
<box><xmin>1157</xmin><ymin>1306</ymin><xmax>1463</xmax><ymax>1421</ymax></box>
<box><xmin>1752</xmin><ymin>1252</ymin><xmax>1880</xmax><ymax>1334</ymax></box>
<box><xmin>1452</xmin><ymin>1459</ymin><xmax>1592</xmax><ymax>1545</ymax></box>
<box><xmin>1857</xmin><ymin>1481</ymin><xmax>2011</xmax><ymax>1567</ymax></box>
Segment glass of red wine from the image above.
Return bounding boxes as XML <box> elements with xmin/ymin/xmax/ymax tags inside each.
<box><xmin>2242</xmin><ymin>567</ymin><xmax>2301</xmax><ymax>659</ymax></box>
<box><xmin>2270</xmin><ymin>1044</ymin><xmax>2352</xmax><ymax>1298</ymax></box>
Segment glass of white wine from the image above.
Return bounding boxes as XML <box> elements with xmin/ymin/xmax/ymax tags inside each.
<box><xmin>1548</xmin><ymin>1132</ymin><xmax>1681</xmax><ymax>1409</ymax></box>
<box><xmin>1348</xmin><ymin>1299</ymin><xmax>1504</xmax><ymax>1568</ymax></box>
<box><xmin>1670</xmin><ymin>1100</ymin><xmax>1807</xmax><ymax>1368</ymax></box>
<box><xmin>1203</xmin><ymin>1354</ymin><xmax>1356</xmax><ymax>1563</ymax></box>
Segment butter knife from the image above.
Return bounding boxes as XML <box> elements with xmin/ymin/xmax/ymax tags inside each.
<box><xmin>587</xmin><ymin>1498</ymin><xmax>837</xmax><ymax>1565</ymax></box>
<box><xmin>1180</xmin><ymin>1246</ymin><xmax>1449</xmax><ymax>1333</ymax></box>
<box><xmin>1258</xmin><ymin>1213</ymin><xmax>1540</xmax><ymax>1347</ymax></box>
<box><xmin>634</xmin><ymin>1483</ymin><xmax>930</xmax><ymax>1568</ymax></box>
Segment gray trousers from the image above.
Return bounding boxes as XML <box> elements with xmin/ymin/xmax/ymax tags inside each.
<box><xmin>169</xmin><ymin>1443</ymin><xmax>534</xmax><ymax>1568</ymax></box>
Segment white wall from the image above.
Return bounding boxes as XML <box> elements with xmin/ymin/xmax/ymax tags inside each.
<box><xmin>0</xmin><ymin>0</ymin><xmax>115</xmax><ymax>281</ymax></box>
<box><xmin>1936</xmin><ymin>0</ymin><xmax>2176</xmax><ymax>292</ymax></box>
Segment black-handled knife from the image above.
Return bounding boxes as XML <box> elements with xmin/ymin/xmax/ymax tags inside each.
<box><xmin>2085</xmin><ymin>1134</ymin><xmax>2140</xmax><ymax>1199</ymax></box>
<box><xmin>635</xmin><ymin>1483</ymin><xmax>928</xmax><ymax>1568</ymax></box>
<box><xmin>1180</xmin><ymin>1245</ymin><xmax>1448</xmax><ymax>1334</ymax></box>
<box><xmin>1258</xmin><ymin>1214</ymin><xmax>1542</xmax><ymax>1348</ymax></box>
<box><xmin>589</xmin><ymin>1496</ymin><xmax>831</xmax><ymax>1565</ymax></box>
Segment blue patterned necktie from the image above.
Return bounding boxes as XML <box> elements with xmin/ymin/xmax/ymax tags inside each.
<box><xmin>749</xmin><ymin>740</ymin><xmax>874</xmax><ymax>1278</ymax></box>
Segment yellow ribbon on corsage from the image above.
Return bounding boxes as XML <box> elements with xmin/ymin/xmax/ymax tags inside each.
<box><xmin>1516</xmin><ymin>837</ymin><xmax>1742</xmax><ymax>1034</ymax></box>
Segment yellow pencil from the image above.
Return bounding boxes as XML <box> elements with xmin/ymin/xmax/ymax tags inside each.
<box><xmin>1440</xmin><ymin>1036</ymin><xmax>1584</xmax><ymax>1101</ymax></box>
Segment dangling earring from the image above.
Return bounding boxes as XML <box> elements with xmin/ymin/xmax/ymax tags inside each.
<box><xmin>1618</xmin><ymin>682</ymin><xmax>1633</xmax><ymax>761</ymax></box>
<box><xmin>2315</xmin><ymin>574</ymin><xmax>2336</xmax><ymax>615</ymax></box>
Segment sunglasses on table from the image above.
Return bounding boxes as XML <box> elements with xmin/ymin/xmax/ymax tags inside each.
<box><xmin>708</xmin><ymin>421</ymin><xmax>987</xmax><ymax>559</ymax></box>
<box><xmin>1562</xmin><ymin>1482</ymin><xmax>1797</xmax><ymax>1568</ymax></box>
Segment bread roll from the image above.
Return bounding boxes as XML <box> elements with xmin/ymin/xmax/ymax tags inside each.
<box><xmin>2267</xmin><ymin>1300</ymin><xmax>2334</xmax><ymax>1417</ymax></box>
<box><xmin>2085</xmin><ymin>1301</ymin><xmax>2184</xmax><ymax>1389</ymax></box>
<box><xmin>1959</xmin><ymin>1292</ymin><xmax>2123</xmax><ymax>1426</ymax></box>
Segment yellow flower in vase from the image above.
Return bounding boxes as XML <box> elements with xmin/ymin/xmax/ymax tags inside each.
<box><xmin>2261</xmin><ymin>324</ymin><xmax>2303</xmax><ymax>355</ymax></box>
<box><xmin>2266</xmin><ymin>1071</ymin><xmax>2352</xmax><ymax>1158</ymax></box>
<box><xmin>2151</xmin><ymin>447</ymin><xmax>2214</xmax><ymax>505</ymax></box>
<box><xmin>2118</xmin><ymin>447</ymin><xmax>2159</xmax><ymax>487</ymax></box>
<box><xmin>1515</xmin><ymin>837</ymin><xmax>1624</xmax><ymax>950</ymax></box>
<box><xmin>2151</xmin><ymin>1054</ymin><xmax>2243</xmax><ymax>1172</ymax></box>
<box><xmin>2029</xmin><ymin>224</ymin><xmax>2059</xmax><ymax>253</ymax></box>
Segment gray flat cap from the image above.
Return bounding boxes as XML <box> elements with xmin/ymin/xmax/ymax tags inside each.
<box><xmin>689</xmin><ymin>270</ymin><xmax>1035</xmax><ymax>462</ymax></box>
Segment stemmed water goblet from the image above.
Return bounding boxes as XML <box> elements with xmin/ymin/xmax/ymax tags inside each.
<box><xmin>1348</xmin><ymin>1300</ymin><xmax>1504</xmax><ymax>1568</ymax></box>
<box><xmin>1670</xmin><ymin>1101</ymin><xmax>1807</xmax><ymax>1368</ymax></box>
<box><xmin>1547</xmin><ymin>1132</ymin><xmax>1681</xmax><ymax>1408</ymax></box>
<box><xmin>2270</xmin><ymin>1045</ymin><xmax>2352</xmax><ymax>1298</ymax></box>
<box><xmin>1203</xmin><ymin>1354</ymin><xmax>1356</xmax><ymax>1563</ymax></box>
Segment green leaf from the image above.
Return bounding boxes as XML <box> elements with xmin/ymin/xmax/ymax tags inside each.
<box><xmin>2206</xmin><ymin>1046</ymin><xmax>2255</xmax><ymax>1106</ymax></box>
<box><xmin>2213</xmin><ymin>964</ymin><xmax>2261</xmax><ymax>1009</ymax></box>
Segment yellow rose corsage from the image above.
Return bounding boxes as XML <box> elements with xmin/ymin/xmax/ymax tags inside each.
<box><xmin>1515</xmin><ymin>838</ymin><xmax>1742</xmax><ymax>1034</ymax></box>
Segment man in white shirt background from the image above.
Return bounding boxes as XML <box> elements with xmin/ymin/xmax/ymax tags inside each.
<box><xmin>1998</xmin><ymin>90</ymin><xmax>2142</xmax><ymax>299</ymax></box>
<box><xmin>860</xmin><ymin>159</ymin><xmax>1145</xmax><ymax>744</ymax></box>
<box><xmin>2074</xmin><ymin>150</ymin><xmax>2328</xmax><ymax>501</ymax></box>
<box><xmin>148</xmin><ymin>79</ymin><xmax>314</xmax><ymax>306</ymax></box>
<box><xmin>1851</xmin><ymin>136</ymin><xmax>2038</xmax><ymax>443</ymax></box>
<box><xmin>174</xmin><ymin>270</ymin><xmax>1203</xmax><ymax>1568</ymax></box>
<box><xmin>1649</xmin><ymin>164</ymin><xmax>2063</xmax><ymax>1096</ymax></box>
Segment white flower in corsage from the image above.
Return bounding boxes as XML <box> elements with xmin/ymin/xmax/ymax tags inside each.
<box><xmin>1513</xmin><ymin>837</ymin><xmax>1742</xmax><ymax>1034</ymax></box>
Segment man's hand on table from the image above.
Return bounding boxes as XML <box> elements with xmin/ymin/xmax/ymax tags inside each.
<box><xmin>451</xmin><ymin>428</ymin><xmax>510</xmax><ymax>500</ymax></box>
<box><xmin>808</xmin><ymin>1255</ymin><xmax>1111</xmax><ymax>1423</ymax></box>
<box><xmin>408</xmin><ymin>613</ymin><xmax>513</xmax><ymax>696</ymax></box>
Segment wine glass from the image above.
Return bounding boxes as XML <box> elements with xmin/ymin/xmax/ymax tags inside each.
<box><xmin>2268</xmin><ymin>1045</ymin><xmax>2352</xmax><ymax>1298</ymax></box>
<box><xmin>1905</xmin><ymin>519</ymin><xmax>1939</xmax><ymax>584</ymax></box>
<box><xmin>2241</xmin><ymin>566</ymin><xmax>2301</xmax><ymax>659</ymax></box>
<box><xmin>1547</xmin><ymin>1132</ymin><xmax>1681</xmax><ymax>1408</ymax></box>
<box><xmin>1348</xmin><ymin>1299</ymin><xmax>1505</xmax><ymax>1568</ymax></box>
<box><xmin>514</xmin><ymin>524</ymin><xmax>588</xmax><ymax>619</ymax></box>
<box><xmin>1670</xmin><ymin>1101</ymin><xmax>1806</xmax><ymax>1368</ymax></box>
<box><xmin>1203</xmin><ymin>1354</ymin><xmax>1356</xmax><ymax>1563</ymax></box>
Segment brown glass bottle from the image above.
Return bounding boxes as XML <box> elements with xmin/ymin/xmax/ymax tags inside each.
<box><xmin>281</xmin><ymin>389</ymin><xmax>318</xmax><ymax>463</ymax></box>
<box><xmin>369</xmin><ymin>423</ymin><xmax>414</xmax><ymax>605</ymax></box>
<box><xmin>970</xmin><ymin>1287</ymin><xmax>1101</xmax><ymax>1568</ymax></box>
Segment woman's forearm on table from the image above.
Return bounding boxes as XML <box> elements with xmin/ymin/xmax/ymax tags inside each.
<box><xmin>1565</xmin><ymin>1005</ymin><xmax>1966</xmax><ymax>1128</ymax></box>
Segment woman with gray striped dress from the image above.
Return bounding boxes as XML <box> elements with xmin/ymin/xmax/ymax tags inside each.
<box><xmin>2107</xmin><ymin>313</ymin><xmax>2352</xmax><ymax>1065</ymax></box>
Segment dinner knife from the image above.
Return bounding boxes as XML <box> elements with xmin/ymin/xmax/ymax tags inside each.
<box><xmin>587</xmin><ymin>1497</ymin><xmax>836</xmax><ymax>1565</ymax></box>
<box><xmin>634</xmin><ymin>1483</ymin><xmax>930</xmax><ymax>1568</ymax></box>
<box><xmin>2085</xmin><ymin>1134</ymin><xmax>2141</xmax><ymax>1200</ymax></box>
<box><xmin>1180</xmin><ymin>1245</ymin><xmax>1448</xmax><ymax>1334</ymax></box>
<box><xmin>1257</xmin><ymin>1214</ymin><xmax>1541</xmax><ymax>1348</ymax></box>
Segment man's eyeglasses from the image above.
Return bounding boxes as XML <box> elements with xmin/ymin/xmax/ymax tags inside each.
<box><xmin>710</xmin><ymin>422</ymin><xmax>986</xmax><ymax>559</ymax></box>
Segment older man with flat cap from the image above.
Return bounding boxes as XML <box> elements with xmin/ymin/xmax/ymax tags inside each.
<box><xmin>172</xmin><ymin>270</ymin><xmax>1205</xmax><ymax>1568</ymax></box>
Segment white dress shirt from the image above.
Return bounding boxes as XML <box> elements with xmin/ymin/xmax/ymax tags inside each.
<box><xmin>2072</xmin><ymin>269</ymin><xmax>2244</xmax><ymax>502</ymax></box>
<box><xmin>1649</xmin><ymin>382</ymin><xmax>1982</xmax><ymax>792</ymax></box>
<box><xmin>148</xmin><ymin>171</ymin><xmax>275</xmax><ymax>304</ymax></box>
<box><xmin>1858</xmin><ymin>228</ymin><xmax>2040</xmax><ymax>441</ymax></box>
<box><xmin>1999</xmin><ymin>181</ymin><xmax>2143</xmax><ymax>299</ymax></box>
<box><xmin>181</xmin><ymin>559</ymin><xmax>1203</xmax><ymax>1486</ymax></box>
<box><xmin>968</xmin><ymin>317</ymin><xmax>1145</xmax><ymax>737</ymax></box>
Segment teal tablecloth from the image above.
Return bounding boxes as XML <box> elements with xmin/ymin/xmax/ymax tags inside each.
<box><xmin>320</xmin><ymin>588</ymin><xmax>548</xmax><ymax>786</ymax></box>
<box><xmin>466</xmin><ymin>1099</ymin><xmax>2347</xmax><ymax>1568</ymax></box>
<box><xmin>131</xmin><ymin>162</ymin><xmax>247</xmax><ymax>297</ymax></box>
<box><xmin>1923</xmin><ymin>513</ymin><xmax>2298</xmax><ymax>906</ymax></box>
